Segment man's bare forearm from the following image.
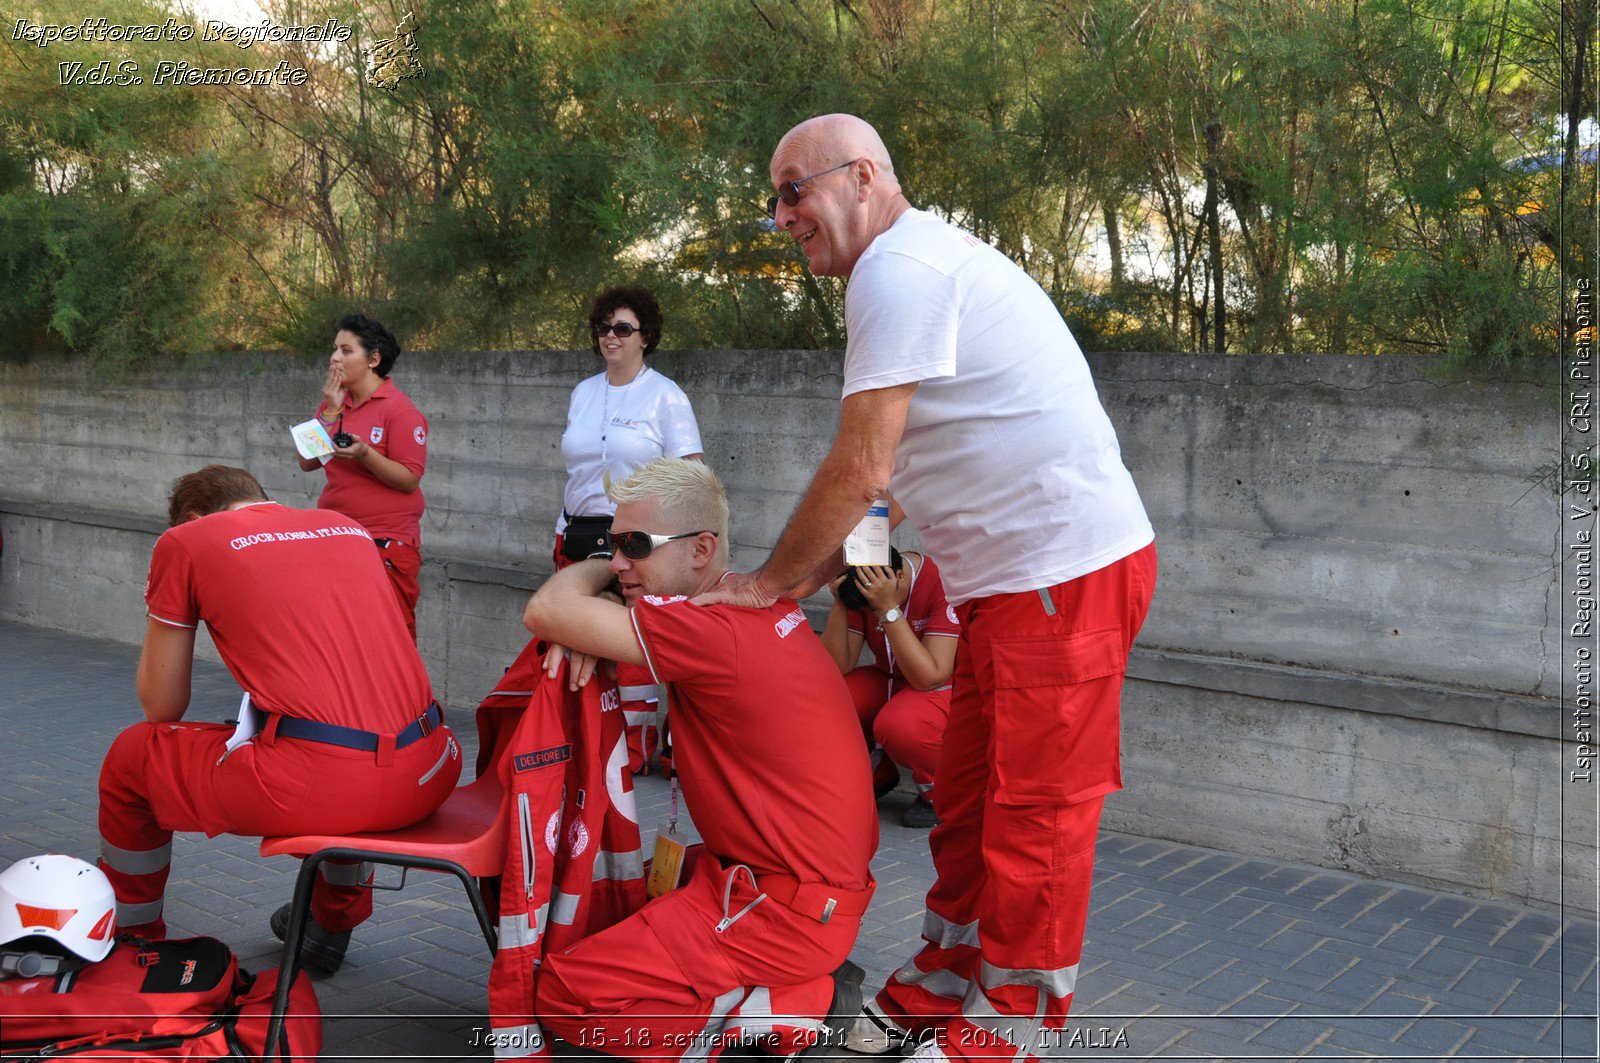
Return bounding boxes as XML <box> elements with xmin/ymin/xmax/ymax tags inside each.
<box><xmin>759</xmin><ymin>453</ymin><xmax>882</xmax><ymax>599</ymax></box>
<box><xmin>692</xmin><ymin>384</ymin><xmax>913</xmax><ymax>611</ymax></box>
<box><xmin>525</xmin><ymin>559</ymin><xmax>615</xmax><ymax>632</ymax></box>
<box><xmin>758</xmin><ymin>383</ymin><xmax>914</xmax><ymax>599</ymax></box>
<box><xmin>808</xmin><ymin>545</ymin><xmax>846</xmax><ymax>591</ymax></box>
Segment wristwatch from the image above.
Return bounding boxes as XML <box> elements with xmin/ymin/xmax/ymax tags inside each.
<box><xmin>877</xmin><ymin>606</ymin><xmax>904</xmax><ymax>630</ymax></box>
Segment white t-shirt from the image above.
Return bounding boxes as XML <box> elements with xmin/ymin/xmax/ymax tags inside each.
<box><xmin>558</xmin><ymin>366</ymin><xmax>703</xmax><ymax>532</ymax></box>
<box><xmin>843</xmin><ymin>209</ymin><xmax>1154</xmax><ymax>603</ymax></box>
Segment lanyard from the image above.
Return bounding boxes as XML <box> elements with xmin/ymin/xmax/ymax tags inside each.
<box><xmin>883</xmin><ymin>627</ymin><xmax>896</xmax><ymax>700</ymax></box>
<box><xmin>669</xmin><ymin>776</ymin><xmax>680</xmax><ymax>835</ymax></box>
<box><xmin>599</xmin><ymin>366</ymin><xmax>649</xmax><ymax>468</ymax></box>
<box><xmin>879</xmin><ymin>554</ymin><xmax>922</xmax><ymax>699</ymax></box>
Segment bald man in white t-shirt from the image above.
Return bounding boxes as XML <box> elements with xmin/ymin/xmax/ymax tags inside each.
<box><xmin>698</xmin><ymin>114</ymin><xmax>1158</xmax><ymax>1063</ymax></box>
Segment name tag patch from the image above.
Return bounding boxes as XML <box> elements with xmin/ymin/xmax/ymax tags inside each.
<box><xmin>774</xmin><ymin>607</ymin><xmax>806</xmax><ymax>639</ymax></box>
<box><xmin>515</xmin><ymin>744</ymin><xmax>572</xmax><ymax>772</ymax></box>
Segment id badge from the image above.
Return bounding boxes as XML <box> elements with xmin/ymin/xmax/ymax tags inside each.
<box><xmin>648</xmin><ymin>819</ymin><xmax>694</xmax><ymax>898</ymax></box>
<box><xmin>844</xmin><ymin>499</ymin><xmax>892</xmax><ymax>566</ymax></box>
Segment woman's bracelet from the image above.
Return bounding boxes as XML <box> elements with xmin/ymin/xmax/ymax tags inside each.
<box><xmin>318</xmin><ymin>407</ymin><xmax>340</xmax><ymax>423</ymax></box>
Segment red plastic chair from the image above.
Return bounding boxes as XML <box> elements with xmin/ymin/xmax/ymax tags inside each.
<box><xmin>257</xmin><ymin>769</ymin><xmax>508</xmax><ymax>1061</ymax></box>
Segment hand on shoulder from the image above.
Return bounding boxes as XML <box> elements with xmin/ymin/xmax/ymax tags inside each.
<box><xmin>691</xmin><ymin>570</ymin><xmax>778</xmax><ymax>610</ymax></box>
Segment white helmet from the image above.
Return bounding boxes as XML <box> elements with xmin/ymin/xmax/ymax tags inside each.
<box><xmin>0</xmin><ymin>855</ymin><xmax>117</xmax><ymax>968</ymax></box>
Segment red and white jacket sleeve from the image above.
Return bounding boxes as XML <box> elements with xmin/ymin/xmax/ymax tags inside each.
<box><xmin>484</xmin><ymin>643</ymin><xmax>647</xmax><ymax>1060</ymax></box>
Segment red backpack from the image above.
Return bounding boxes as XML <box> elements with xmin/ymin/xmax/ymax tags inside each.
<box><xmin>0</xmin><ymin>934</ymin><xmax>321</xmax><ymax>1061</ymax></box>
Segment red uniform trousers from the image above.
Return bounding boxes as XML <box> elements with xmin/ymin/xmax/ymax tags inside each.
<box><xmin>97</xmin><ymin>717</ymin><xmax>460</xmax><ymax>939</ymax></box>
<box><xmin>554</xmin><ymin>535</ymin><xmax>663</xmax><ymax>774</ymax></box>
<box><xmin>377</xmin><ymin>539</ymin><xmax>422</xmax><ymax>642</ymax></box>
<box><xmin>537</xmin><ymin>853</ymin><xmax>863</xmax><ymax>1060</ymax></box>
<box><xmin>844</xmin><ymin>667</ymin><xmax>948</xmax><ymax>797</ymax></box>
<box><xmin>874</xmin><ymin>544</ymin><xmax>1156</xmax><ymax>1062</ymax></box>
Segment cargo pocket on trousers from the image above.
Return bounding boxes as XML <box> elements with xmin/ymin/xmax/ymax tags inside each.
<box><xmin>991</xmin><ymin>627</ymin><xmax>1126</xmax><ymax>806</ymax></box>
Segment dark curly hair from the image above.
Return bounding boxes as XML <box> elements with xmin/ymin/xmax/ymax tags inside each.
<box><xmin>334</xmin><ymin>314</ymin><xmax>401</xmax><ymax>378</ymax></box>
<box><xmin>587</xmin><ymin>286</ymin><xmax>663</xmax><ymax>357</ymax></box>
<box><xmin>837</xmin><ymin>546</ymin><xmax>905</xmax><ymax>612</ymax></box>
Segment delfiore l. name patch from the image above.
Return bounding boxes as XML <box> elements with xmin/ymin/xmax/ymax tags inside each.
<box><xmin>514</xmin><ymin>744</ymin><xmax>572</xmax><ymax>772</ymax></box>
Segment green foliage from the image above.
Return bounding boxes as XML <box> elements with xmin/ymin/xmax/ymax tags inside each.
<box><xmin>0</xmin><ymin>0</ymin><xmax>1577</xmax><ymax>368</ymax></box>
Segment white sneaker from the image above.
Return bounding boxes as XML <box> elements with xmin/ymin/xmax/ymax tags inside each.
<box><xmin>904</xmin><ymin>1041</ymin><xmax>947</xmax><ymax>1062</ymax></box>
<box><xmin>843</xmin><ymin>1002</ymin><xmax>912</xmax><ymax>1054</ymax></box>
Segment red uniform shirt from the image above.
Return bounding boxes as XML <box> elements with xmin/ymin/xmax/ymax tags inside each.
<box><xmin>144</xmin><ymin>502</ymin><xmax>432</xmax><ymax>732</ymax></box>
<box><xmin>846</xmin><ymin>554</ymin><xmax>961</xmax><ymax>684</ymax></box>
<box><xmin>631</xmin><ymin>595</ymin><xmax>877</xmax><ymax>891</ymax></box>
<box><xmin>316</xmin><ymin>377</ymin><xmax>429</xmax><ymax>546</ymax></box>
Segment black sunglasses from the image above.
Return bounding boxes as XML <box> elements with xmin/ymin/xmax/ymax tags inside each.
<box><xmin>765</xmin><ymin>159</ymin><xmax>860</xmax><ymax>219</ymax></box>
<box><xmin>594</xmin><ymin>322</ymin><xmax>642</xmax><ymax>338</ymax></box>
<box><xmin>610</xmin><ymin>529</ymin><xmax>717</xmax><ymax>560</ymax></box>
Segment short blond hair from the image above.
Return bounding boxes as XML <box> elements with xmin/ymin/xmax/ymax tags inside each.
<box><xmin>607</xmin><ymin>458</ymin><xmax>729</xmax><ymax>560</ymax></box>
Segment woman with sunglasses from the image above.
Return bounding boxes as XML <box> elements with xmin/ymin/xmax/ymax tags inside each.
<box><xmin>555</xmin><ymin>286</ymin><xmax>702</xmax><ymax>773</ymax></box>
<box><xmin>556</xmin><ymin>286</ymin><xmax>704</xmax><ymax>565</ymax></box>
<box><xmin>296</xmin><ymin>313</ymin><xmax>429</xmax><ymax>642</ymax></box>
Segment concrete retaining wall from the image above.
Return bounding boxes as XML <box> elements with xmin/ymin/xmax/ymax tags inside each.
<box><xmin>0</xmin><ymin>349</ymin><xmax>1587</xmax><ymax>912</ymax></box>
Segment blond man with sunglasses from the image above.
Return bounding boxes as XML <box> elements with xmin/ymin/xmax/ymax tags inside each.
<box><xmin>522</xmin><ymin>457</ymin><xmax>877</xmax><ymax>1058</ymax></box>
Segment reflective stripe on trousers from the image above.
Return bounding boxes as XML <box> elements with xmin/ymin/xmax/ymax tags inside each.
<box><xmin>720</xmin><ymin>984</ymin><xmax>828</xmax><ymax>1045</ymax></box>
<box><xmin>490</xmin><ymin>1021</ymin><xmax>548</xmax><ymax>1060</ymax></box>
<box><xmin>924</xmin><ymin>909</ymin><xmax>979</xmax><ymax>951</ymax></box>
<box><xmin>680</xmin><ymin>985</ymin><xmax>748</xmax><ymax>1063</ymax></box>
<box><xmin>116</xmin><ymin>897</ymin><xmax>164</xmax><ymax>926</ymax></box>
<box><xmin>888</xmin><ymin>908</ymin><xmax>981</xmax><ymax>1001</ymax></box>
<box><xmin>960</xmin><ymin>988</ymin><xmax>1046</xmax><ymax>1063</ymax></box>
<box><xmin>99</xmin><ymin>839</ymin><xmax>172</xmax><ymax>876</ymax></box>
<box><xmin>956</xmin><ymin>961</ymin><xmax>1080</xmax><ymax>1059</ymax></box>
<box><xmin>980</xmin><ymin>960</ymin><xmax>1077</xmax><ymax>997</ymax></box>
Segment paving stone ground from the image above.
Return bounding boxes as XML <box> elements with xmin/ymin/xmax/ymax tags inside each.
<box><xmin>2</xmin><ymin>619</ymin><xmax>1596</xmax><ymax>1061</ymax></box>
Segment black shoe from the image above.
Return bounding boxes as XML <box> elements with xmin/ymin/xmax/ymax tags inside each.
<box><xmin>900</xmin><ymin>797</ymin><xmax>940</xmax><ymax>829</ymax></box>
<box><xmin>795</xmin><ymin>960</ymin><xmax>865</xmax><ymax>1057</ymax></box>
<box><xmin>872</xmin><ymin>758</ymin><xmax>900</xmax><ymax>800</ymax></box>
<box><xmin>270</xmin><ymin>903</ymin><xmax>351</xmax><ymax>975</ymax></box>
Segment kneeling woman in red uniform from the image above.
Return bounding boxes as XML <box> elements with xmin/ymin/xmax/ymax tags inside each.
<box><xmin>821</xmin><ymin>548</ymin><xmax>960</xmax><ymax>828</ymax></box>
<box><xmin>295</xmin><ymin>314</ymin><xmax>429</xmax><ymax>640</ymax></box>
<box><xmin>832</xmin><ymin>547</ymin><xmax>953</xmax><ymax>832</ymax></box>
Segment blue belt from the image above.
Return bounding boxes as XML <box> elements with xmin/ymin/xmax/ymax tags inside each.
<box><xmin>271</xmin><ymin>701</ymin><xmax>442</xmax><ymax>753</ymax></box>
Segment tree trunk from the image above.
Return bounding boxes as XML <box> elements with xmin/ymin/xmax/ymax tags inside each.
<box><xmin>1332</xmin><ymin>237</ymin><xmax>1348</xmax><ymax>354</ymax></box>
<box><xmin>1563</xmin><ymin>0</ymin><xmax>1594</xmax><ymax>212</ymax></box>
<box><xmin>1204</xmin><ymin>121</ymin><xmax>1226</xmax><ymax>352</ymax></box>
<box><xmin>1103</xmin><ymin>199</ymin><xmax>1126</xmax><ymax>294</ymax></box>
<box><xmin>1152</xmin><ymin>169</ymin><xmax>1184</xmax><ymax>342</ymax></box>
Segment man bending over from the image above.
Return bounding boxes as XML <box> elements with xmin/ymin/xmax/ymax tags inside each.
<box><xmin>524</xmin><ymin>457</ymin><xmax>876</xmax><ymax>1059</ymax></box>
<box><xmin>97</xmin><ymin>465</ymin><xmax>460</xmax><ymax>971</ymax></box>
